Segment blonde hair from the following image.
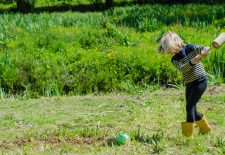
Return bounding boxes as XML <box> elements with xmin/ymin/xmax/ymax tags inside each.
<box><xmin>158</xmin><ymin>31</ymin><xmax>184</xmax><ymax>54</ymax></box>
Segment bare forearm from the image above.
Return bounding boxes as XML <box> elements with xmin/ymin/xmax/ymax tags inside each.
<box><xmin>191</xmin><ymin>48</ymin><xmax>211</xmax><ymax>65</ymax></box>
<box><xmin>191</xmin><ymin>55</ymin><xmax>203</xmax><ymax>64</ymax></box>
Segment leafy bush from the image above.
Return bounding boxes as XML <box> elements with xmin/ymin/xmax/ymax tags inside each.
<box><xmin>0</xmin><ymin>4</ymin><xmax>224</xmax><ymax>96</ymax></box>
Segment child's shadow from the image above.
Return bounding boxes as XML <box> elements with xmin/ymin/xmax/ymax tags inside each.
<box><xmin>104</xmin><ymin>131</ymin><xmax>164</xmax><ymax>147</ymax></box>
<box><xmin>104</xmin><ymin>138</ymin><xmax>126</xmax><ymax>147</ymax></box>
<box><xmin>105</xmin><ymin>138</ymin><xmax>117</xmax><ymax>146</ymax></box>
<box><xmin>134</xmin><ymin>132</ymin><xmax>164</xmax><ymax>144</ymax></box>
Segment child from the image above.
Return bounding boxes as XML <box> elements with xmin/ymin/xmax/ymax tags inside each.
<box><xmin>158</xmin><ymin>31</ymin><xmax>212</xmax><ymax>137</ymax></box>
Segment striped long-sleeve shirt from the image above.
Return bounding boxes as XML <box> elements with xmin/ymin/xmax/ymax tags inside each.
<box><xmin>171</xmin><ymin>44</ymin><xmax>209</xmax><ymax>85</ymax></box>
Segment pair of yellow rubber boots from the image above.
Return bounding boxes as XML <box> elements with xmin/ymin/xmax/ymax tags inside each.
<box><xmin>181</xmin><ymin>116</ymin><xmax>211</xmax><ymax>137</ymax></box>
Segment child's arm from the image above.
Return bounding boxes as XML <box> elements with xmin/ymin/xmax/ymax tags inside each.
<box><xmin>190</xmin><ymin>55</ymin><xmax>204</xmax><ymax>65</ymax></box>
<box><xmin>172</xmin><ymin>44</ymin><xmax>210</xmax><ymax>73</ymax></box>
<box><xmin>191</xmin><ymin>47</ymin><xmax>210</xmax><ymax>65</ymax></box>
<box><xmin>189</xmin><ymin>44</ymin><xmax>211</xmax><ymax>65</ymax></box>
<box><xmin>192</xmin><ymin>44</ymin><xmax>211</xmax><ymax>55</ymax></box>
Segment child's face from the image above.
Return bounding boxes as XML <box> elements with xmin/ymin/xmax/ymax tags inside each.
<box><xmin>167</xmin><ymin>50</ymin><xmax>174</xmax><ymax>55</ymax></box>
<box><xmin>167</xmin><ymin>46</ymin><xmax>181</xmax><ymax>55</ymax></box>
<box><xmin>167</xmin><ymin>47</ymin><xmax>176</xmax><ymax>55</ymax></box>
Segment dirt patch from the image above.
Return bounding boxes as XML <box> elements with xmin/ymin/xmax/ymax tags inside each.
<box><xmin>206</xmin><ymin>84</ymin><xmax>225</xmax><ymax>95</ymax></box>
<box><xmin>152</xmin><ymin>84</ymin><xmax>225</xmax><ymax>97</ymax></box>
<box><xmin>0</xmin><ymin>136</ymin><xmax>105</xmax><ymax>149</ymax></box>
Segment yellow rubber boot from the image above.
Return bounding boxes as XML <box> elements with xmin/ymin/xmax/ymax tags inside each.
<box><xmin>181</xmin><ymin>122</ymin><xmax>194</xmax><ymax>137</ymax></box>
<box><xmin>196</xmin><ymin>116</ymin><xmax>211</xmax><ymax>134</ymax></box>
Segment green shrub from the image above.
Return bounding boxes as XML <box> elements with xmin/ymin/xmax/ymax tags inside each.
<box><xmin>0</xmin><ymin>4</ymin><xmax>224</xmax><ymax>96</ymax></box>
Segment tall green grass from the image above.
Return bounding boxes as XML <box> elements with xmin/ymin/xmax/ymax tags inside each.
<box><xmin>0</xmin><ymin>4</ymin><xmax>225</xmax><ymax>96</ymax></box>
<box><xmin>109</xmin><ymin>4</ymin><xmax>225</xmax><ymax>31</ymax></box>
<box><xmin>205</xmin><ymin>48</ymin><xmax>225</xmax><ymax>84</ymax></box>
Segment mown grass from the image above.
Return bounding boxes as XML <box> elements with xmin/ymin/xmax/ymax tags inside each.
<box><xmin>0</xmin><ymin>85</ymin><xmax>224</xmax><ymax>154</ymax></box>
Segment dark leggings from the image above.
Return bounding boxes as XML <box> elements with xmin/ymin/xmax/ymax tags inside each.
<box><xmin>185</xmin><ymin>79</ymin><xmax>207</xmax><ymax>122</ymax></box>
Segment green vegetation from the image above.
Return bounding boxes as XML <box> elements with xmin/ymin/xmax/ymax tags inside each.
<box><xmin>0</xmin><ymin>4</ymin><xmax>225</xmax><ymax>96</ymax></box>
<box><xmin>0</xmin><ymin>85</ymin><xmax>224</xmax><ymax>154</ymax></box>
<box><xmin>0</xmin><ymin>3</ymin><xmax>224</xmax><ymax>154</ymax></box>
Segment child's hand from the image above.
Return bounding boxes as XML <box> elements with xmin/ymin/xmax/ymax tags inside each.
<box><xmin>201</xmin><ymin>46</ymin><xmax>211</xmax><ymax>56</ymax></box>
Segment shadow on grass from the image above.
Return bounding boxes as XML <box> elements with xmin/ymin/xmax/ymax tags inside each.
<box><xmin>104</xmin><ymin>138</ymin><xmax>117</xmax><ymax>147</ymax></box>
<box><xmin>0</xmin><ymin>1</ymin><xmax>135</xmax><ymax>14</ymax></box>
<box><xmin>1</xmin><ymin>1</ymin><xmax>223</xmax><ymax>14</ymax></box>
<box><xmin>104</xmin><ymin>128</ymin><xmax>164</xmax><ymax>147</ymax></box>
<box><xmin>134</xmin><ymin>132</ymin><xmax>164</xmax><ymax>144</ymax></box>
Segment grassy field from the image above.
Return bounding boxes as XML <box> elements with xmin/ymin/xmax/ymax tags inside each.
<box><xmin>0</xmin><ymin>85</ymin><xmax>224</xmax><ymax>154</ymax></box>
<box><xmin>0</xmin><ymin>3</ymin><xmax>225</xmax><ymax>154</ymax></box>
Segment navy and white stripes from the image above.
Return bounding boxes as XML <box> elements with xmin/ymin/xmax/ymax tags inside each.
<box><xmin>171</xmin><ymin>44</ymin><xmax>209</xmax><ymax>85</ymax></box>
